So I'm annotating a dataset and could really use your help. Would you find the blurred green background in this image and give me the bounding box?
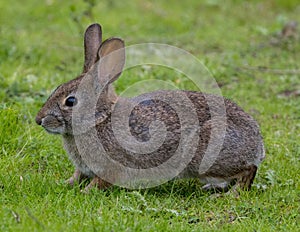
[0,0,299,231]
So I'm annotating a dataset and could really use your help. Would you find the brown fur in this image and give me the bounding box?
[36,23,265,193]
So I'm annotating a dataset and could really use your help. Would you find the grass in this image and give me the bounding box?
[0,0,299,231]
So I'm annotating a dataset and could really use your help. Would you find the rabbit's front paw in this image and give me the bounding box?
[67,169,89,186]
[81,176,112,193]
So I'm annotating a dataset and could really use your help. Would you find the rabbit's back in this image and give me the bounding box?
[96,90,264,179]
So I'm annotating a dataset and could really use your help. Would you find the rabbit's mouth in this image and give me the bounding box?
[40,115,66,134]
[44,127,63,134]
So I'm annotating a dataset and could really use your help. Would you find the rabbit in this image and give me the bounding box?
[35,23,265,193]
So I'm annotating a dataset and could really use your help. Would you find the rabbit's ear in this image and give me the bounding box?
[83,23,102,73]
[97,38,125,85]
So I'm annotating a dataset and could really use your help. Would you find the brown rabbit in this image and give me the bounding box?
[36,23,265,193]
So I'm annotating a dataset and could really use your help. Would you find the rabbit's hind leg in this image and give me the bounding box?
[233,164,258,191]
[200,165,257,195]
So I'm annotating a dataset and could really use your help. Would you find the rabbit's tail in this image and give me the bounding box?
[256,142,266,166]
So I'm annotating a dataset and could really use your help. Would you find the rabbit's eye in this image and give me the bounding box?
[65,96,78,107]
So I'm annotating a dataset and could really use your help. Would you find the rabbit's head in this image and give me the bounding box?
[35,23,125,135]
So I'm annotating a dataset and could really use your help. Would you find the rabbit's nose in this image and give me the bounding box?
[35,115,42,125]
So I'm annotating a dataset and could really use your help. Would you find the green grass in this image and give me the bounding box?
[1,0,299,231]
